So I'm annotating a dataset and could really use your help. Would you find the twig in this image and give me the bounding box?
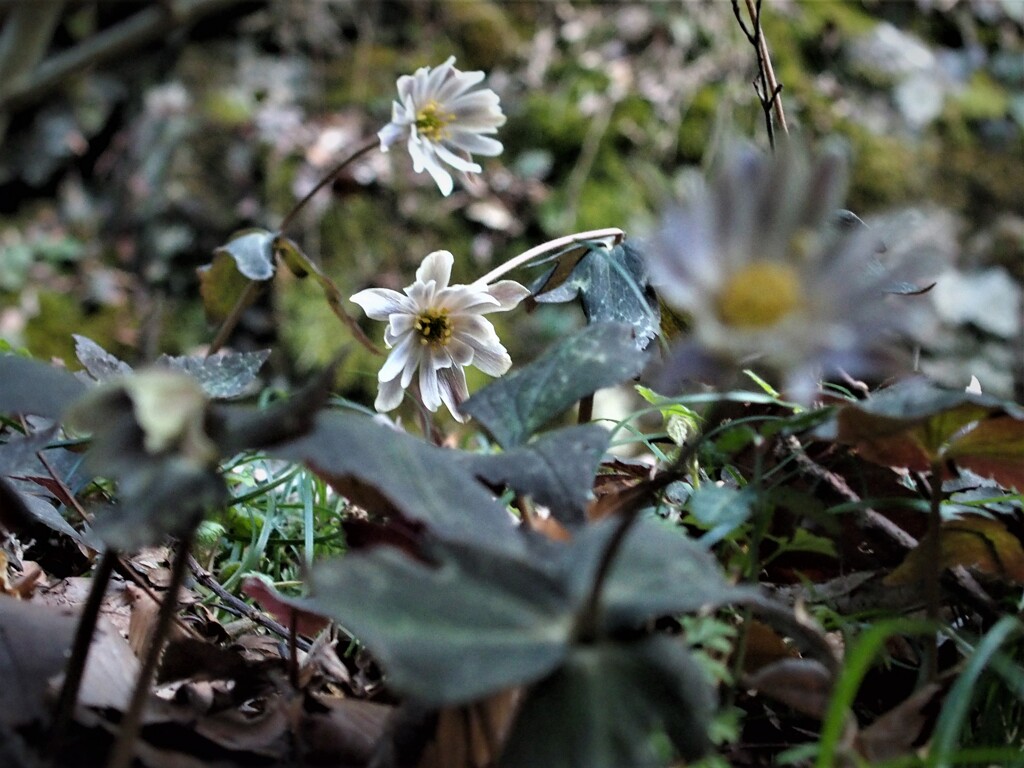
[187,555,312,652]
[107,531,195,768]
[731,0,789,149]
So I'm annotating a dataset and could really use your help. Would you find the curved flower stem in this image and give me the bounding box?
[49,548,118,760]
[278,134,380,235]
[108,529,196,768]
[472,228,625,287]
[205,279,261,357]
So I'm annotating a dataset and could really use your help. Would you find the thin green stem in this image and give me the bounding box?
[206,279,261,357]
[278,135,379,235]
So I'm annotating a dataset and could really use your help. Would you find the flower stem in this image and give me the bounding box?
[49,548,118,760]
[107,529,195,768]
[924,459,945,683]
[473,228,625,287]
[278,134,380,235]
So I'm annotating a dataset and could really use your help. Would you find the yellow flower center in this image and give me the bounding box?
[415,309,452,346]
[716,261,802,329]
[414,101,454,142]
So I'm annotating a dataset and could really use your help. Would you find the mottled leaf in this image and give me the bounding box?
[499,637,714,768]
[155,349,270,399]
[532,241,660,350]
[455,424,609,524]
[463,323,648,448]
[73,334,132,381]
[214,228,276,281]
[0,354,87,419]
[272,412,524,552]
[593,517,759,630]
[305,538,576,705]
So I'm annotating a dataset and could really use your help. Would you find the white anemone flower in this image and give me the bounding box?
[378,56,506,196]
[351,250,529,421]
[647,142,953,402]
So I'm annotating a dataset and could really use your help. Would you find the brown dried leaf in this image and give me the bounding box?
[885,515,1024,586]
[855,682,944,761]
[743,658,834,720]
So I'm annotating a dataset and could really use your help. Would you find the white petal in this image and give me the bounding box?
[438,366,469,422]
[375,376,405,413]
[447,131,503,157]
[350,288,413,320]
[435,69,486,103]
[433,142,482,174]
[378,334,416,383]
[389,312,415,337]
[416,250,454,289]
[399,342,425,388]
[469,340,512,376]
[447,337,474,366]
[437,285,499,313]
[418,365,442,411]
[484,280,530,311]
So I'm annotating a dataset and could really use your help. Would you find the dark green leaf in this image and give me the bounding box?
[594,516,758,630]
[532,241,660,350]
[273,412,524,552]
[305,538,576,704]
[155,349,270,399]
[0,354,87,419]
[73,334,132,381]
[463,323,648,448]
[499,637,714,768]
[455,424,609,524]
[90,460,226,549]
[213,229,276,281]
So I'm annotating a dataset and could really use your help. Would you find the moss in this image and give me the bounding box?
[440,1,519,70]
[954,71,1010,121]
[24,291,131,368]
[843,124,927,210]
[678,86,722,162]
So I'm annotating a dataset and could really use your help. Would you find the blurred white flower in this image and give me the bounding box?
[351,250,529,421]
[378,56,506,196]
[647,142,952,402]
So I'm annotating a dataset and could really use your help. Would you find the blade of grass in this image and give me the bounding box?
[929,616,1022,768]
[816,618,935,768]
